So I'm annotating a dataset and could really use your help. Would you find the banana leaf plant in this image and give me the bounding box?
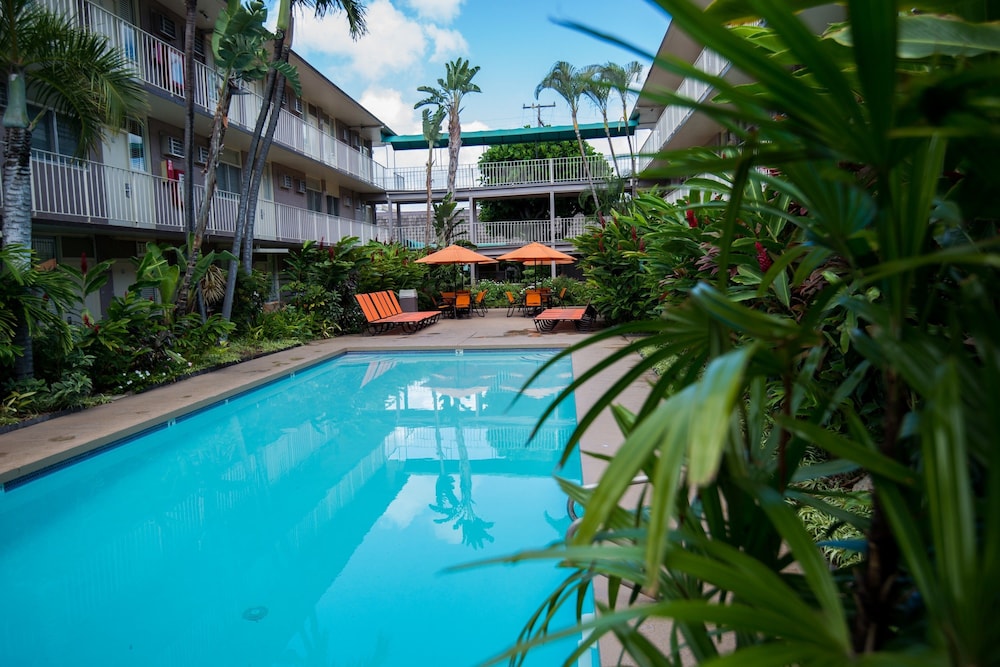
[491,1,1000,665]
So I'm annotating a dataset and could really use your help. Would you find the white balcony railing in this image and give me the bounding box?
[382,155,624,192]
[21,150,384,245]
[391,216,594,249]
[39,0,386,188]
[637,48,732,172]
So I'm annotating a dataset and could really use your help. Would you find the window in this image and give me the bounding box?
[216,162,242,195]
[29,105,80,158]
[306,189,323,213]
[157,14,177,40]
[32,237,57,262]
[128,132,146,171]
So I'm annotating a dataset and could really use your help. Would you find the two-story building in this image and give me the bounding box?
[4,0,394,314]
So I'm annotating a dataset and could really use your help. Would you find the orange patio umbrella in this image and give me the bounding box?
[496,242,575,265]
[415,243,497,291]
[496,242,575,287]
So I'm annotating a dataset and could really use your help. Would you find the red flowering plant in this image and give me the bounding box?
[572,201,660,324]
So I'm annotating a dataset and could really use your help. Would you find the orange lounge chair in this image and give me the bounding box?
[354,291,441,335]
[532,304,598,332]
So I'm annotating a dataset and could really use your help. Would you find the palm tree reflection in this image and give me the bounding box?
[429,390,495,549]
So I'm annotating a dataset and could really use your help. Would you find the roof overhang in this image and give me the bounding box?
[380,120,638,151]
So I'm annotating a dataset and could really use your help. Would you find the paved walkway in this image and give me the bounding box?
[0,306,668,663]
[1,307,654,487]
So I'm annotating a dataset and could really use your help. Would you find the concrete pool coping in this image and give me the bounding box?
[0,308,654,487]
[0,307,670,661]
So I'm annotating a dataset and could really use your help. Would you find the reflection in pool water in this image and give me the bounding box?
[0,349,595,666]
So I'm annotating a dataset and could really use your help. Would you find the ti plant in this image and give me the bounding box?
[502,1,1000,666]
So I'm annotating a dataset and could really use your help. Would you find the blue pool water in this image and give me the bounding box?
[0,349,594,667]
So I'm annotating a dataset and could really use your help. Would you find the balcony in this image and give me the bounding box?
[39,0,385,189]
[637,48,732,171]
[22,150,385,245]
[382,155,631,193]
[391,216,593,251]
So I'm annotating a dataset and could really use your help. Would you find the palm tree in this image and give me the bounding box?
[174,0,298,316]
[414,58,482,198]
[221,0,367,323]
[421,106,446,248]
[601,60,643,188]
[535,61,601,210]
[0,0,145,378]
[581,64,617,178]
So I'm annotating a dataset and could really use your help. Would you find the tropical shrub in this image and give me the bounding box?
[354,241,428,294]
[229,267,271,336]
[508,2,1000,666]
[282,237,364,333]
[573,206,659,323]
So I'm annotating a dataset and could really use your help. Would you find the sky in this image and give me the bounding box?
[285,0,672,166]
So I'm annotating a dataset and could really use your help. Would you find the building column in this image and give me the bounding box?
[549,190,557,279]
[469,195,477,285]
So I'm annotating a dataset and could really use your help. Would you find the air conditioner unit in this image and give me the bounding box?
[280,174,293,189]
[296,179,307,194]
[196,146,210,165]
[162,135,184,158]
[292,97,303,114]
[158,15,177,40]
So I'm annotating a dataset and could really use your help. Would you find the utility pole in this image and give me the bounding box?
[523,102,555,127]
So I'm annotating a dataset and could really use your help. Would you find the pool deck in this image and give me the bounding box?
[0,307,670,663]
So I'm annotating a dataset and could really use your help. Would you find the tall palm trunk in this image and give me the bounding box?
[241,72,286,270]
[446,111,460,196]
[2,125,34,379]
[221,36,286,321]
[602,113,620,179]
[571,115,600,210]
[1,126,32,250]
[175,84,233,315]
[425,147,434,247]
[182,0,197,235]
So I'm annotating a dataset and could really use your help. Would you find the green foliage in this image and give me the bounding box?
[354,242,428,294]
[429,194,464,247]
[477,137,604,221]
[245,307,317,342]
[281,236,365,333]
[0,244,76,372]
[130,242,180,321]
[171,314,236,361]
[212,0,300,95]
[573,204,659,323]
[77,291,172,392]
[508,2,1000,665]
[229,267,271,336]
[478,136,600,163]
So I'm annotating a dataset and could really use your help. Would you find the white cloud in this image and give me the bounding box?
[360,87,421,135]
[294,0,429,80]
[424,24,468,63]
[405,0,464,23]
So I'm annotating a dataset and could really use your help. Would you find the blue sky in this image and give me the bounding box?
[290,0,671,138]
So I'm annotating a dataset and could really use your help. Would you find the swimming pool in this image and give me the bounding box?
[0,349,595,666]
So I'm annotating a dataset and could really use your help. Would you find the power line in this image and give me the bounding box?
[522,102,556,127]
